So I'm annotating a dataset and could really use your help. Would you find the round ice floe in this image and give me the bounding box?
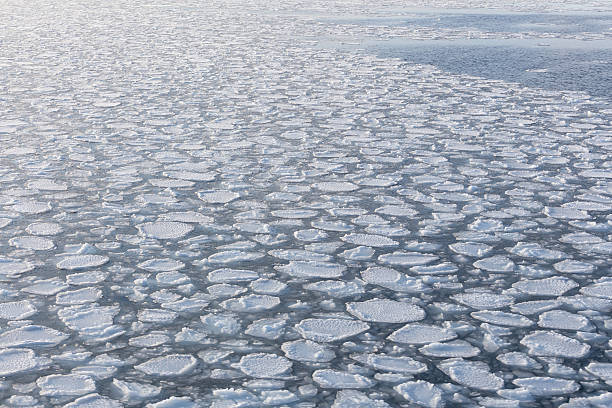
[129,333,170,348]
[208,268,258,283]
[470,311,533,327]
[156,271,190,286]
[357,354,428,374]
[37,374,96,396]
[28,179,67,191]
[340,246,375,260]
[21,279,68,295]
[451,292,514,310]
[521,331,590,358]
[312,369,374,389]
[388,324,457,345]
[341,233,398,247]
[237,353,292,378]
[581,281,612,299]
[0,300,37,320]
[374,205,418,217]
[304,280,365,298]
[294,229,328,241]
[250,279,287,295]
[295,318,369,342]
[346,299,425,323]
[221,294,280,312]
[65,394,122,408]
[0,348,42,376]
[276,261,346,278]
[496,352,541,369]
[0,258,34,276]
[314,181,358,192]
[138,309,178,323]
[585,362,612,381]
[200,313,241,335]
[537,310,594,331]
[135,354,197,376]
[553,259,595,274]
[360,267,425,293]
[0,218,10,229]
[0,325,68,348]
[138,258,185,272]
[207,284,248,298]
[160,211,213,224]
[56,287,102,305]
[11,201,51,214]
[271,209,318,219]
[197,190,239,203]
[419,340,481,358]
[138,221,193,239]
[268,249,331,262]
[449,242,492,257]
[281,340,335,362]
[208,250,264,264]
[509,242,567,260]
[57,255,109,270]
[66,271,107,285]
[438,359,503,391]
[473,256,515,272]
[378,252,438,266]
[543,206,590,220]
[394,381,443,408]
[245,318,286,340]
[333,390,390,408]
[9,236,55,250]
[513,276,578,296]
[513,377,579,396]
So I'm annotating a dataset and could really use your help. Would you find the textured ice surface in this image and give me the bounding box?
[1,0,611,405]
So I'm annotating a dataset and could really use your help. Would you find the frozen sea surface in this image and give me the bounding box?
[0,0,611,406]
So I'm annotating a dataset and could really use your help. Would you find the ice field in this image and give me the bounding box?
[0,0,611,406]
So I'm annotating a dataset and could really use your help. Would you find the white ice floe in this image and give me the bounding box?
[0,325,68,348]
[0,300,37,320]
[197,190,240,203]
[245,318,286,340]
[451,292,514,310]
[0,348,46,376]
[138,258,185,272]
[221,294,280,312]
[419,340,481,358]
[295,318,369,342]
[111,379,161,403]
[135,354,197,376]
[236,353,292,378]
[37,374,96,396]
[138,221,194,239]
[276,261,346,278]
[513,377,579,396]
[341,233,398,247]
[354,353,428,374]
[470,311,533,327]
[585,362,612,381]
[520,331,590,358]
[304,280,366,298]
[314,181,358,192]
[207,268,258,283]
[438,359,503,391]
[346,299,425,323]
[496,352,541,369]
[146,397,197,408]
[332,390,390,408]
[312,369,375,388]
[56,287,102,305]
[66,271,107,285]
[65,393,122,408]
[537,310,594,331]
[513,276,578,296]
[0,258,35,276]
[9,236,55,250]
[378,252,438,266]
[388,324,457,345]
[208,250,264,264]
[57,255,109,270]
[281,339,335,362]
[473,256,515,272]
[394,381,443,408]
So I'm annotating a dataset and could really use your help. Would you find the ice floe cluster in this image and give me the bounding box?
[0,0,610,406]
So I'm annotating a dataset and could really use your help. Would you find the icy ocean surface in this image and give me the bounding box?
[0,0,611,406]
